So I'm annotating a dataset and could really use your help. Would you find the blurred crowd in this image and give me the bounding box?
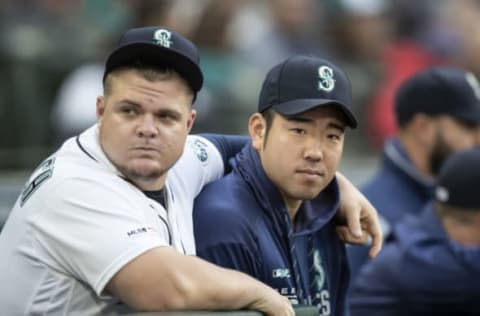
[1,0,480,169]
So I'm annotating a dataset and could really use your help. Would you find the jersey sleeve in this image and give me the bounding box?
[199,134,249,173]
[32,176,170,296]
[171,135,225,198]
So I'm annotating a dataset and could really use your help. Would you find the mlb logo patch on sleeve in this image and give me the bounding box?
[190,138,209,163]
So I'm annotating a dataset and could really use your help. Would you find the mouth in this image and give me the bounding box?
[131,146,159,152]
[296,169,325,178]
[130,146,160,156]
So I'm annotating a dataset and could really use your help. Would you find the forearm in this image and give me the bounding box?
[334,171,383,258]
[107,247,281,313]
[169,254,271,311]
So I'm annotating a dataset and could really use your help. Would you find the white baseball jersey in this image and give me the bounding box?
[0,125,224,315]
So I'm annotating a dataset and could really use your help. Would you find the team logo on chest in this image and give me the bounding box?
[313,249,326,290]
[312,249,331,315]
[318,66,335,92]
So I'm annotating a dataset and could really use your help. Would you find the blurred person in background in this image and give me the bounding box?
[365,0,453,149]
[0,0,92,164]
[350,147,480,315]
[237,0,327,72]
[188,0,255,134]
[445,0,480,77]
[50,63,104,144]
[322,0,392,153]
[348,66,480,281]
[0,0,131,167]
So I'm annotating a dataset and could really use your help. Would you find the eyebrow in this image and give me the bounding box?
[328,121,346,132]
[118,98,182,117]
[285,115,346,132]
[285,116,312,124]
[117,98,142,109]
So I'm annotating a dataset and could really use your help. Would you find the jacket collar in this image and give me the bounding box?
[75,124,126,178]
[384,138,434,188]
[232,143,339,235]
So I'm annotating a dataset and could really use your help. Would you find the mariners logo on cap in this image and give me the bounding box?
[436,186,449,203]
[153,29,172,48]
[465,72,480,100]
[318,65,335,92]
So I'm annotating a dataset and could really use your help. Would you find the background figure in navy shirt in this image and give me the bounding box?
[194,55,363,316]
[350,147,480,316]
[348,67,480,282]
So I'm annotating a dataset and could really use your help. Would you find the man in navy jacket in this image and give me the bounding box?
[194,55,359,315]
[348,67,480,279]
[350,147,480,316]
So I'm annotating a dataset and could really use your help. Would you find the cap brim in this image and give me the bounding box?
[272,99,358,128]
[105,43,203,92]
[454,110,480,126]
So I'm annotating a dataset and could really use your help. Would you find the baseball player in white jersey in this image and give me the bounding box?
[0,26,381,315]
[0,125,227,314]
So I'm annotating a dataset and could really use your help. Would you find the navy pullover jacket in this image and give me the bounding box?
[347,138,435,281]
[361,138,434,225]
[350,204,480,316]
[194,143,350,316]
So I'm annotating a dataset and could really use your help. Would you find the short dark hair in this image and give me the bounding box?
[103,60,194,103]
[260,109,276,147]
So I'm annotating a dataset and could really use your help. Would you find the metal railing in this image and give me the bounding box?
[125,306,318,316]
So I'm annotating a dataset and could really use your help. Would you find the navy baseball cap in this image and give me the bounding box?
[104,26,203,93]
[258,55,358,128]
[435,147,480,209]
[395,67,480,126]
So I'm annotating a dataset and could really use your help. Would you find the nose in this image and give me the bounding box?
[459,127,480,149]
[304,138,324,162]
[136,114,158,138]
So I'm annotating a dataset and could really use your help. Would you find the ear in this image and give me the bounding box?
[96,96,105,121]
[248,113,266,151]
[186,109,197,133]
[475,127,480,145]
[97,95,105,119]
